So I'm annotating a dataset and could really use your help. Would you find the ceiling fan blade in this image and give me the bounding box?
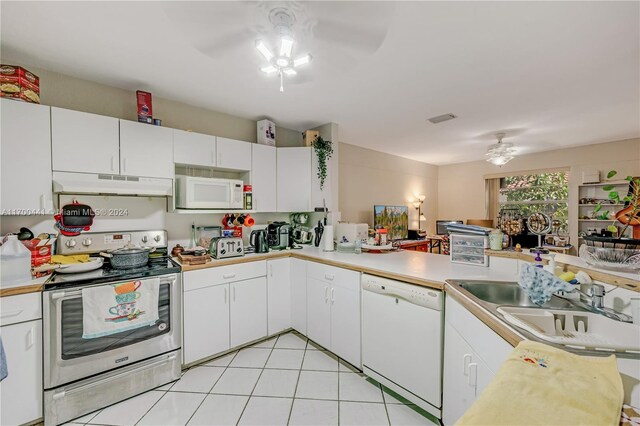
[312,18,389,53]
[194,28,258,58]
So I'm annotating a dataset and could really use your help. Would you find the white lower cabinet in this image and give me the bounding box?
[306,262,361,367]
[267,259,291,335]
[182,262,268,365]
[290,258,307,335]
[306,277,332,350]
[442,296,512,425]
[183,284,230,365]
[230,277,267,347]
[0,293,43,426]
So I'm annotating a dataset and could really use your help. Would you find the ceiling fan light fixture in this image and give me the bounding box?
[485,133,516,166]
[255,40,274,61]
[283,68,297,76]
[275,57,289,67]
[279,35,294,58]
[260,65,278,74]
[293,54,312,67]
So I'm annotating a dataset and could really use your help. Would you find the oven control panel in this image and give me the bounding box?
[58,230,168,255]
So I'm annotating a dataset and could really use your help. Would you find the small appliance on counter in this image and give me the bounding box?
[209,237,244,259]
[335,222,369,244]
[249,229,269,253]
[267,222,291,250]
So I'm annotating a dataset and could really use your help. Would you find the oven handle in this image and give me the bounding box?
[49,276,178,300]
[51,353,178,400]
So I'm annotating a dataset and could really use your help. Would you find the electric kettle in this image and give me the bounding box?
[250,229,269,253]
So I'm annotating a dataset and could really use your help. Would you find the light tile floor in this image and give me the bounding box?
[64,331,439,426]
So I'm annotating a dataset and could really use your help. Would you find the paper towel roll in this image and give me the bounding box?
[323,225,334,252]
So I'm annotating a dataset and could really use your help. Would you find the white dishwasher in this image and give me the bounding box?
[362,274,443,418]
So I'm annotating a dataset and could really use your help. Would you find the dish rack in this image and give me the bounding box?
[449,233,489,266]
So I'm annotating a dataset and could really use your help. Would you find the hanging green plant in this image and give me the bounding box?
[312,136,333,190]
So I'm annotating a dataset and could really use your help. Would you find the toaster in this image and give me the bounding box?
[209,237,244,259]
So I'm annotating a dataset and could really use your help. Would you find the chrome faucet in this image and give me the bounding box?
[564,283,633,323]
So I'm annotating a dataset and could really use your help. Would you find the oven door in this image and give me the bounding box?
[43,273,181,389]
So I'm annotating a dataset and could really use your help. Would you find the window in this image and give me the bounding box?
[498,171,569,233]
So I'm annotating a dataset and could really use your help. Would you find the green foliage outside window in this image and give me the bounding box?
[499,172,569,232]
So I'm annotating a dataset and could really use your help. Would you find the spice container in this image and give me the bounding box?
[244,185,253,210]
[379,228,388,245]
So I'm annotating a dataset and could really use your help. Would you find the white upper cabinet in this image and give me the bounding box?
[173,129,216,168]
[277,147,312,212]
[251,144,277,212]
[51,107,120,174]
[216,137,252,171]
[1,100,52,214]
[119,120,174,179]
[311,148,333,212]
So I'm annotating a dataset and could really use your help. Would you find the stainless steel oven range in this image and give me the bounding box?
[43,230,182,426]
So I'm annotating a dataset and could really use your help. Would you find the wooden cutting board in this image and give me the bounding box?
[177,253,211,265]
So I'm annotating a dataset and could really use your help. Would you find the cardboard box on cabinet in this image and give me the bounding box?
[257,119,276,146]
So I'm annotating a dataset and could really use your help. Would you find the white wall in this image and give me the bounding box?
[338,142,439,234]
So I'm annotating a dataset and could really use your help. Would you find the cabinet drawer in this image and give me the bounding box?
[0,292,42,326]
[183,261,267,291]
[306,261,360,291]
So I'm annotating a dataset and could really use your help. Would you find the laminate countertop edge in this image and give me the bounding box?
[0,283,44,297]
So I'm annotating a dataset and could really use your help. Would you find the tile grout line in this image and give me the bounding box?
[235,333,281,425]
[286,336,309,425]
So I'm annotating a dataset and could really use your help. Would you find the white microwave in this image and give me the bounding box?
[175,176,244,209]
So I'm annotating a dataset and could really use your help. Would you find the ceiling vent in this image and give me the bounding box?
[427,113,457,124]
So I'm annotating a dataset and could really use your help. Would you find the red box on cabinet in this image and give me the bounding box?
[0,65,40,103]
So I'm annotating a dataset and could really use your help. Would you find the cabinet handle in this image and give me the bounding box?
[324,273,335,281]
[223,273,236,279]
[211,151,215,166]
[122,157,127,173]
[224,287,228,304]
[330,288,335,304]
[324,286,329,303]
[268,264,273,278]
[218,152,222,165]
[26,326,34,349]
[233,286,236,302]
[110,156,116,172]
[0,309,23,319]
[468,363,478,388]
[463,354,472,376]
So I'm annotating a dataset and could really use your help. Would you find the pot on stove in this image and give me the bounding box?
[100,244,156,269]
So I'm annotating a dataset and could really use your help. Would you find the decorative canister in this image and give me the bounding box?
[489,229,504,251]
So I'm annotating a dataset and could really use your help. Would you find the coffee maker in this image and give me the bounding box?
[267,222,290,249]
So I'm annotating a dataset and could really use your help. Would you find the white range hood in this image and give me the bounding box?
[52,171,173,196]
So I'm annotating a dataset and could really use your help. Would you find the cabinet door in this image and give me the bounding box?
[267,259,291,335]
[119,120,174,178]
[1,100,52,214]
[174,129,216,167]
[51,107,120,174]
[442,322,477,426]
[183,284,230,364]
[216,137,252,171]
[311,148,333,212]
[277,147,311,212]
[0,320,43,426]
[251,144,277,212]
[290,258,307,335]
[330,284,361,367]
[306,277,331,350]
[230,277,267,347]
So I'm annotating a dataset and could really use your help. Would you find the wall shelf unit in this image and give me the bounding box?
[577,181,632,240]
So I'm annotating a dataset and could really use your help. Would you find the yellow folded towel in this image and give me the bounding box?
[457,340,623,426]
[51,254,91,264]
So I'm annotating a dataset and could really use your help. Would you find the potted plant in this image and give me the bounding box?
[312,136,333,190]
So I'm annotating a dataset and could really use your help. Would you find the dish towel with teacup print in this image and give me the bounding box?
[457,340,623,426]
[82,278,160,339]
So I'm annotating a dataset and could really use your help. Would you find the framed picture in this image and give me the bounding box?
[374,205,409,240]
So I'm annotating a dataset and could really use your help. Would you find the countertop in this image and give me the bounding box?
[180,246,521,290]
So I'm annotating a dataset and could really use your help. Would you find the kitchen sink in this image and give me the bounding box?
[457,280,575,309]
[497,306,640,353]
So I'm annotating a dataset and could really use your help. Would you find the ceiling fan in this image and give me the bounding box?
[255,7,312,92]
[162,1,394,89]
